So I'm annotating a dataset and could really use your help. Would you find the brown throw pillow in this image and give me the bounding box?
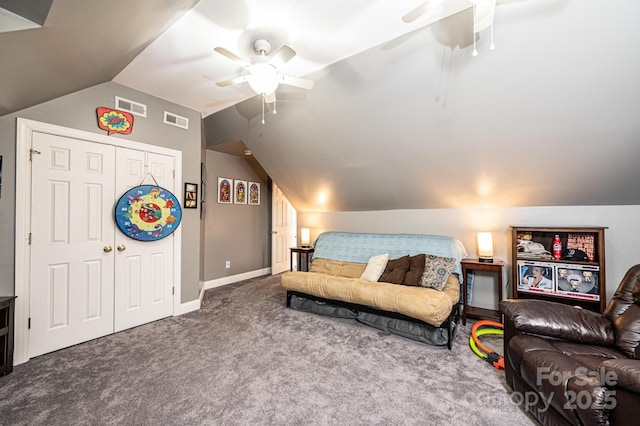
[378,255,410,284]
[402,254,426,286]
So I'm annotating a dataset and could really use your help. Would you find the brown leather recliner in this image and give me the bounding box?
[500,264,640,426]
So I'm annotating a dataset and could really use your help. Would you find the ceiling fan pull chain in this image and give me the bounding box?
[273,95,277,115]
[472,3,478,57]
[261,94,266,125]
[490,0,496,51]
[490,23,495,51]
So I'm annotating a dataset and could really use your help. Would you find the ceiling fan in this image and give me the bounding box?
[402,0,498,56]
[214,38,314,103]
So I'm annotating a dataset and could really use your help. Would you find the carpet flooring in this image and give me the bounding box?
[0,274,535,425]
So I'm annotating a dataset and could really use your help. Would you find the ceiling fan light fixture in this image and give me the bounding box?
[248,62,279,95]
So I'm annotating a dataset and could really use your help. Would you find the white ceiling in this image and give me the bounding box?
[114,0,477,118]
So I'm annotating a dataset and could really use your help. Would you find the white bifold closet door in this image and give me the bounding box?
[29,132,175,358]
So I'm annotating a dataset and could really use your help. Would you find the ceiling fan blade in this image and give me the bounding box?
[280,75,314,90]
[268,45,296,68]
[264,92,276,104]
[216,75,250,87]
[214,47,250,65]
[402,1,430,23]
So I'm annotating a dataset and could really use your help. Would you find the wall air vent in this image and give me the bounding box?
[163,111,189,130]
[115,96,147,117]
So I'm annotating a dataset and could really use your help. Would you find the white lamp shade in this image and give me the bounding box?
[477,232,494,259]
[300,228,311,246]
[248,63,279,95]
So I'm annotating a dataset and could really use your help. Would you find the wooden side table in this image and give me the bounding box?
[461,259,504,325]
[0,296,17,376]
[290,247,314,272]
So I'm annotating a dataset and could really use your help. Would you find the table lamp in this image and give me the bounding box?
[477,232,494,263]
[300,228,311,247]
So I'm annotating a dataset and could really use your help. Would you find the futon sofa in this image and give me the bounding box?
[280,231,468,349]
[500,264,640,426]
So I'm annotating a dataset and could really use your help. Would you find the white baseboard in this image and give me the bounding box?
[175,298,201,315]
[179,269,271,316]
[203,267,272,291]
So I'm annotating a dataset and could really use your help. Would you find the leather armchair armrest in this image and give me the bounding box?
[500,299,614,346]
[602,359,640,395]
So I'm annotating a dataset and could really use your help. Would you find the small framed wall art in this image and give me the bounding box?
[200,163,206,219]
[217,177,232,204]
[248,181,260,205]
[184,183,198,208]
[234,180,247,204]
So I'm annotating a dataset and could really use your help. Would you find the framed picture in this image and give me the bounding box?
[248,181,260,205]
[217,177,232,204]
[184,182,198,208]
[555,263,600,301]
[200,163,206,219]
[517,260,555,295]
[234,180,247,204]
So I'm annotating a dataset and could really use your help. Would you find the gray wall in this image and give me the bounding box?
[204,150,270,281]
[0,82,203,302]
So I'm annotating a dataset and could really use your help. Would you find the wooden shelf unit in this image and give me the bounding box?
[510,226,606,313]
[0,296,17,376]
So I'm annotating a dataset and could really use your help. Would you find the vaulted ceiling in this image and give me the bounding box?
[2,1,640,212]
[204,0,640,211]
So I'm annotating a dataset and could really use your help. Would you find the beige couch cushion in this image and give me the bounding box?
[281,271,460,327]
[309,258,367,278]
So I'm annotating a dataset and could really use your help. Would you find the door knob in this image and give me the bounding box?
[103,245,113,253]
[117,244,126,252]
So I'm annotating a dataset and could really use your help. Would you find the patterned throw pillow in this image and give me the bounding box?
[420,254,456,291]
[378,255,410,284]
[360,253,389,282]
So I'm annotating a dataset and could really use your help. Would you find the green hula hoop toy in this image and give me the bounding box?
[469,320,505,370]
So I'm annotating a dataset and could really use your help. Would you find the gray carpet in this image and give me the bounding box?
[0,274,535,425]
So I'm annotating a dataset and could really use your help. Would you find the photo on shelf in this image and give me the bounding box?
[555,263,600,301]
[566,233,595,262]
[517,260,555,294]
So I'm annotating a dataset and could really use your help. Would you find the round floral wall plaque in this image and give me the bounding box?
[114,185,182,241]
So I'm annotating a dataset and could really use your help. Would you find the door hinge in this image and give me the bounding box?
[29,148,41,161]
[28,317,31,329]
[173,169,175,178]
[28,233,32,245]
[172,286,175,295]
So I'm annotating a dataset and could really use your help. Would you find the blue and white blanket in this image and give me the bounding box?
[312,231,468,278]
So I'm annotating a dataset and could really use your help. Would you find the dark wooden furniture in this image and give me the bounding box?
[0,296,17,376]
[510,226,607,313]
[462,258,504,325]
[289,247,314,272]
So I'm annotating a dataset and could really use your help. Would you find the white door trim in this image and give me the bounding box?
[14,118,184,365]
